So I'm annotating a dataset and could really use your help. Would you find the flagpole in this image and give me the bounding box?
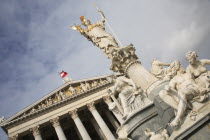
[94,4,123,47]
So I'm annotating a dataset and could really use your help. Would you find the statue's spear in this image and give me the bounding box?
[94,4,123,47]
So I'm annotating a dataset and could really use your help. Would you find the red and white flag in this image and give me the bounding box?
[59,71,68,78]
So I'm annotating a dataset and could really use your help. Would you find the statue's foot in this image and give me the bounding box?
[169,119,180,127]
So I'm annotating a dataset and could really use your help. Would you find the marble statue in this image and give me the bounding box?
[144,128,169,140]
[69,85,76,94]
[186,51,210,78]
[80,83,88,91]
[85,82,91,89]
[108,76,144,119]
[0,116,5,123]
[71,10,119,58]
[30,107,36,113]
[38,105,42,109]
[59,91,66,100]
[159,62,210,127]
[150,59,181,80]
[99,79,105,85]
[91,81,98,87]
[47,98,53,106]
[41,102,46,108]
[117,125,132,140]
[56,93,62,101]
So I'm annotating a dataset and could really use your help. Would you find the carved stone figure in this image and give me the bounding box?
[0,116,5,123]
[150,59,170,78]
[150,59,181,80]
[85,82,91,89]
[56,93,62,101]
[116,125,132,140]
[59,91,66,100]
[38,105,42,109]
[108,76,144,119]
[80,83,88,91]
[30,107,36,113]
[69,85,76,94]
[144,128,169,140]
[71,11,119,58]
[47,98,53,106]
[41,102,46,108]
[91,81,98,87]
[186,51,210,78]
[99,79,106,85]
[159,63,210,127]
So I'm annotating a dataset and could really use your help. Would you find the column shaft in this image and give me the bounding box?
[105,111,120,130]
[50,117,67,140]
[54,126,67,140]
[34,135,42,140]
[69,109,91,140]
[90,118,107,140]
[87,102,115,140]
[74,117,91,140]
[126,61,158,90]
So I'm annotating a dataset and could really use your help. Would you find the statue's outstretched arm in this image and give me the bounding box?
[108,81,119,95]
[201,59,210,65]
[71,25,84,34]
[122,77,137,90]
[157,60,170,66]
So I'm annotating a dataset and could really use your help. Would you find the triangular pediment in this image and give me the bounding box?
[0,74,115,129]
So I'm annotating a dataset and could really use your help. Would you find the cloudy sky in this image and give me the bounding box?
[0,0,210,139]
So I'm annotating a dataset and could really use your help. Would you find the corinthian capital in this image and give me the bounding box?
[30,125,40,136]
[50,117,60,127]
[87,102,95,111]
[69,109,78,119]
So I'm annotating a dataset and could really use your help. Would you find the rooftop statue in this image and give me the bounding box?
[71,10,119,58]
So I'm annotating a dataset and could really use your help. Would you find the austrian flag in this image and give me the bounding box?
[59,71,68,78]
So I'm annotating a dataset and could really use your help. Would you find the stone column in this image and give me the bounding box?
[50,117,67,140]
[69,109,91,140]
[90,118,107,140]
[8,134,18,140]
[103,96,124,124]
[105,110,120,130]
[87,102,115,140]
[125,61,158,90]
[110,44,158,90]
[30,125,43,140]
